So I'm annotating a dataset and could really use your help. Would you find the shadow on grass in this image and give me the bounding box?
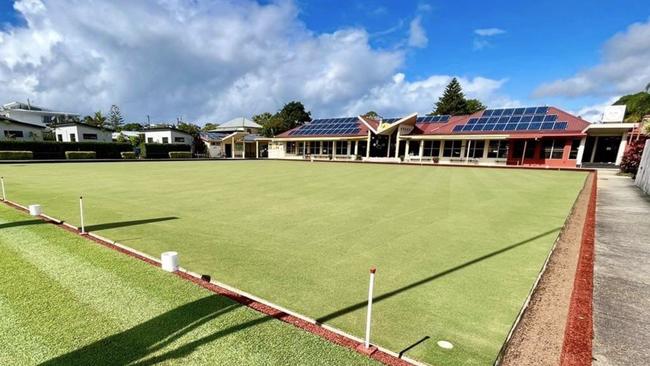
[0,219,46,230]
[85,217,178,232]
[40,295,273,366]
[317,227,562,324]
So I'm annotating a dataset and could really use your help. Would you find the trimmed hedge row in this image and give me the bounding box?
[168,151,193,159]
[0,150,33,160]
[142,143,191,159]
[121,151,137,159]
[65,151,96,159]
[0,141,132,159]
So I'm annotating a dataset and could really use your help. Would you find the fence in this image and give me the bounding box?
[635,140,650,195]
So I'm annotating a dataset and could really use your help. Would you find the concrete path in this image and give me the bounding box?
[593,169,650,365]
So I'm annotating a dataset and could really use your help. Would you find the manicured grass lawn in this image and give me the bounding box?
[0,161,587,365]
[0,204,377,365]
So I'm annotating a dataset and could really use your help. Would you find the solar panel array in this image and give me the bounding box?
[416,115,450,123]
[452,106,569,133]
[288,117,360,136]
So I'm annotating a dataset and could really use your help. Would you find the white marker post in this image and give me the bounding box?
[1,177,5,201]
[364,267,376,349]
[79,196,85,234]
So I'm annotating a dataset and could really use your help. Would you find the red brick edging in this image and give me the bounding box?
[560,171,597,365]
[0,199,411,366]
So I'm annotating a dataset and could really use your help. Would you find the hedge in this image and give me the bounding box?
[0,141,131,159]
[121,151,137,159]
[0,150,33,160]
[168,151,193,159]
[141,143,191,159]
[65,151,96,159]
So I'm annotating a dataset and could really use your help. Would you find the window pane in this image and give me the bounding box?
[569,139,580,159]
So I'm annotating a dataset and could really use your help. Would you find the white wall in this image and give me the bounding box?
[144,130,192,144]
[635,140,650,195]
[2,110,48,126]
[0,122,44,141]
[54,125,112,142]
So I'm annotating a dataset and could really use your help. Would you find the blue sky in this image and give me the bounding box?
[0,0,649,122]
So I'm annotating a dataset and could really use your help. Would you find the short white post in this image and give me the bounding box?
[28,204,42,216]
[161,251,179,272]
[1,177,5,201]
[364,267,376,349]
[79,196,85,234]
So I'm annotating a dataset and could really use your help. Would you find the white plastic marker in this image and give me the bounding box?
[79,196,85,234]
[364,267,376,349]
[437,340,454,349]
[1,176,5,201]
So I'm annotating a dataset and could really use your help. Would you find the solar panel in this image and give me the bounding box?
[453,125,463,132]
[524,107,537,115]
[544,114,557,122]
[535,106,549,114]
[502,108,515,116]
[483,110,493,117]
[532,115,544,122]
[541,122,554,130]
[553,122,568,130]
[514,108,525,115]
[521,115,533,123]
[529,122,542,130]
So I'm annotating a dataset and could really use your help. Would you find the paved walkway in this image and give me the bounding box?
[593,169,650,365]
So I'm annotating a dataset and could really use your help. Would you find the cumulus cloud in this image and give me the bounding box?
[570,96,620,123]
[343,74,518,117]
[408,16,428,48]
[0,0,512,122]
[534,18,650,98]
[474,28,506,37]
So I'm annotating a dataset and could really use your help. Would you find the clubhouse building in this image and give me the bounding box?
[269,106,639,168]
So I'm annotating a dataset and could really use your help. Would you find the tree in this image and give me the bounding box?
[83,111,107,129]
[276,101,311,132]
[645,82,650,93]
[108,105,124,131]
[434,78,468,115]
[363,111,380,119]
[122,122,144,131]
[466,99,487,114]
[202,123,219,131]
[176,122,201,136]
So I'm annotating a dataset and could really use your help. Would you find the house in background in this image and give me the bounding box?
[53,122,113,142]
[200,117,270,158]
[112,130,142,141]
[143,126,193,145]
[0,116,46,141]
[0,101,79,127]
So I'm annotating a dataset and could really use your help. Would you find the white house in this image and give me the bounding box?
[0,101,79,127]
[53,122,113,142]
[112,130,142,141]
[0,116,46,141]
[210,117,262,134]
[143,127,193,145]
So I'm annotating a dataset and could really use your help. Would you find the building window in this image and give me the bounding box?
[42,115,54,124]
[466,140,485,158]
[350,141,356,155]
[3,130,24,138]
[309,141,320,155]
[147,137,154,143]
[298,142,305,155]
[335,141,348,155]
[569,139,581,159]
[512,140,535,159]
[162,137,169,144]
[487,140,508,159]
[322,141,332,154]
[286,141,296,154]
[70,133,76,142]
[423,141,441,157]
[174,137,185,143]
[57,134,63,142]
[442,140,462,157]
[82,133,98,140]
[543,139,565,159]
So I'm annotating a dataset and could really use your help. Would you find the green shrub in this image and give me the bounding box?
[0,141,131,159]
[0,150,33,160]
[168,151,193,159]
[121,151,137,159]
[141,143,191,159]
[65,151,96,159]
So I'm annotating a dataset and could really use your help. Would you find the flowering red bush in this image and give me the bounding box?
[620,136,648,175]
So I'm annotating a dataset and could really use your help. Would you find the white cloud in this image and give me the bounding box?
[0,0,513,123]
[474,28,506,37]
[570,96,620,123]
[343,74,518,117]
[408,16,428,48]
[534,18,650,98]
